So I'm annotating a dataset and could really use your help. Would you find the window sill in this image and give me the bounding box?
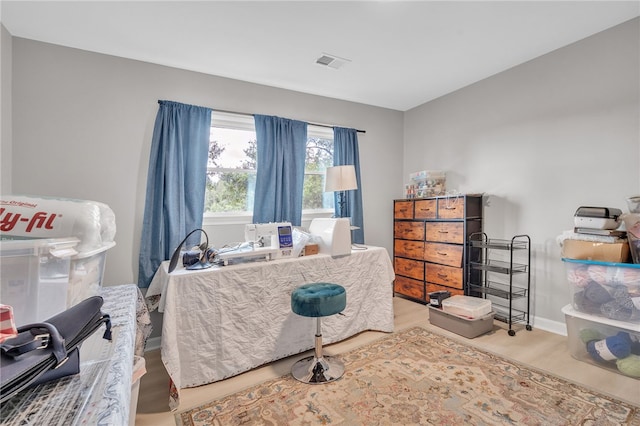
[203,209,334,226]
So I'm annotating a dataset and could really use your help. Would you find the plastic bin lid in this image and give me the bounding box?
[442,295,492,308]
[561,304,640,332]
[561,257,640,269]
[0,237,79,258]
[72,241,116,259]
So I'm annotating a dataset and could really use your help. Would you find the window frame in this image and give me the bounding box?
[203,112,335,226]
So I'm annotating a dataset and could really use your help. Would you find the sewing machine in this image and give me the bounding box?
[244,222,294,258]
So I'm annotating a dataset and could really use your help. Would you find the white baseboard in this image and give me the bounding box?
[532,315,567,336]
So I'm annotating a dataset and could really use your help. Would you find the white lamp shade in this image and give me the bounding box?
[325,165,358,192]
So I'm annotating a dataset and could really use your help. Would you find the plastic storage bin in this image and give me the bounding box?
[563,258,640,324]
[442,295,492,318]
[0,238,78,326]
[409,170,446,197]
[68,242,116,307]
[0,195,117,307]
[429,306,494,338]
[562,304,640,379]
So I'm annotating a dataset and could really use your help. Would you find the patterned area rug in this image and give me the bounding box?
[175,327,640,425]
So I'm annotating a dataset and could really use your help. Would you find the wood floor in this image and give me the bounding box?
[135,296,640,425]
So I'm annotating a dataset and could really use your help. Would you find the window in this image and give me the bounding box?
[204,112,334,219]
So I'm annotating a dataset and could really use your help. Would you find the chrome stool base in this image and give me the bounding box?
[291,355,344,384]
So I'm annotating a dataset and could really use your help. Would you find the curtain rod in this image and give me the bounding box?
[214,107,366,134]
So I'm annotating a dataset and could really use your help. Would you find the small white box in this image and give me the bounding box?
[0,238,78,326]
[442,295,492,319]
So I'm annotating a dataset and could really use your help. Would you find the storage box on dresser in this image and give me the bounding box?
[393,194,483,303]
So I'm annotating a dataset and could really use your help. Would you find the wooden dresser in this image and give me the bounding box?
[393,194,483,303]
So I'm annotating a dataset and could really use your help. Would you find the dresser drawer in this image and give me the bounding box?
[425,222,464,244]
[414,199,437,219]
[394,257,424,281]
[426,263,463,289]
[394,201,414,219]
[394,276,425,300]
[394,221,425,240]
[394,240,424,260]
[437,197,465,219]
[424,242,463,267]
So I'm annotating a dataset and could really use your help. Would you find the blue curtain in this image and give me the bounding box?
[333,127,365,244]
[138,100,212,288]
[253,115,307,226]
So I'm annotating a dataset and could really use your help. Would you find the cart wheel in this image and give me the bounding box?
[508,329,516,336]
[526,325,532,331]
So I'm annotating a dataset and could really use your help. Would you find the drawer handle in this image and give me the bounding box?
[437,273,449,279]
[419,208,432,211]
[438,230,448,234]
[437,251,448,256]
[443,207,456,210]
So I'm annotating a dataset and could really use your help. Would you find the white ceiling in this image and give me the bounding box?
[2,1,639,111]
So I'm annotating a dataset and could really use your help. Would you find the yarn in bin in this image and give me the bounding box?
[582,329,640,377]
[584,281,613,304]
[573,280,615,316]
[616,354,640,378]
[566,265,591,288]
[579,328,605,343]
[574,290,604,315]
[597,284,640,321]
[586,332,632,363]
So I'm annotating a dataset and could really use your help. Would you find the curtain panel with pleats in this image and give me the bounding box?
[138,100,212,288]
[252,114,308,226]
[333,127,365,244]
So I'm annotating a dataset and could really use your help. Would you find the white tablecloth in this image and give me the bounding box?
[146,246,395,410]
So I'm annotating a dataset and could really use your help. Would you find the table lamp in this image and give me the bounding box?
[325,165,357,218]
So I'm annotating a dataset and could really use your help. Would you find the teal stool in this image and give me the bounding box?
[290,283,346,384]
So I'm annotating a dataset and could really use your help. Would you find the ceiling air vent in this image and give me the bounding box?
[315,53,351,70]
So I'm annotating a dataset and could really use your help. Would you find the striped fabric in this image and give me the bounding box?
[0,305,18,343]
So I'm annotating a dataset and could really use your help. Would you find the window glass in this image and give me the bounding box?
[205,113,334,215]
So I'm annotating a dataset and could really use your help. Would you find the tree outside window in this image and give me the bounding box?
[205,118,334,215]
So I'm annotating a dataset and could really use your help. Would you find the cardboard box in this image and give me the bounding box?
[303,244,319,256]
[429,306,494,338]
[562,239,630,263]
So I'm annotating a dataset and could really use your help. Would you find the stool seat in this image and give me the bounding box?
[291,283,346,318]
[290,283,346,384]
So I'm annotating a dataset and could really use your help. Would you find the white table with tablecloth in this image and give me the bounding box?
[146,245,395,410]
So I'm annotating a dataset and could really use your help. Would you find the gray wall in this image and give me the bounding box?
[404,18,639,327]
[5,18,639,335]
[1,23,11,194]
[9,38,403,290]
